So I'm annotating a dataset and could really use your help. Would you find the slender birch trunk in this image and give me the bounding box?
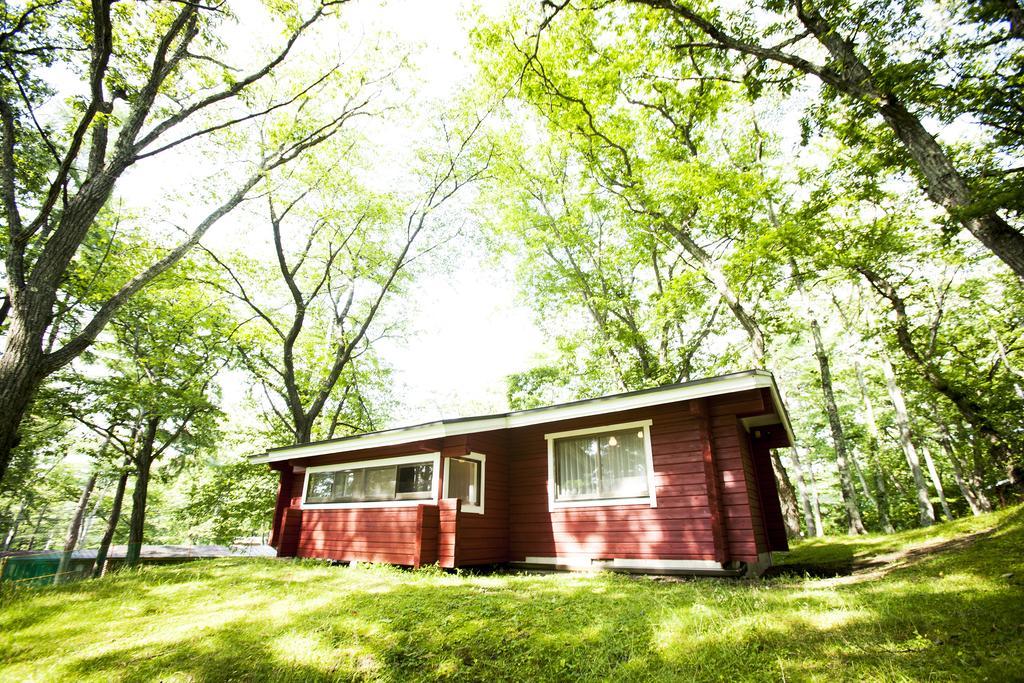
[873,467,896,532]
[850,450,877,508]
[3,497,30,550]
[787,449,814,537]
[56,471,98,583]
[771,451,803,538]
[921,444,953,520]
[93,458,131,578]
[809,317,865,533]
[881,358,935,526]
[854,362,895,532]
[939,423,989,515]
[792,446,824,536]
[791,261,865,534]
[79,482,106,548]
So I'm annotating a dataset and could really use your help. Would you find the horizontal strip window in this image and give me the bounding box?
[305,461,434,505]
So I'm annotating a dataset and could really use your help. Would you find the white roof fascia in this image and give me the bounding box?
[251,371,791,465]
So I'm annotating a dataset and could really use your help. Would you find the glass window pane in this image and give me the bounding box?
[306,460,436,504]
[447,458,479,505]
[397,463,433,496]
[555,436,599,500]
[598,428,648,498]
[307,472,335,503]
[554,427,649,501]
[334,469,363,501]
[364,466,396,500]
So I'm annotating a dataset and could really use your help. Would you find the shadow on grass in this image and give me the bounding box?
[3,506,1022,681]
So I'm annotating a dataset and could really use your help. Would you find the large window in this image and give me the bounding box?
[444,454,485,514]
[546,420,656,508]
[303,454,439,508]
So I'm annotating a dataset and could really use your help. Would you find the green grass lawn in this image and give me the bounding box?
[2,505,1023,682]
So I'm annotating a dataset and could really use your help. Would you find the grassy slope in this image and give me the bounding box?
[1,505,1022,683]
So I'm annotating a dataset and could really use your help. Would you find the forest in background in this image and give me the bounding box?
[0,0,1021,568]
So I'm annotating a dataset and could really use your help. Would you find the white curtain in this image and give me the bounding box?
[599,428,647,497]
[447,458,479,504]
[555,428,647,500]
[555,436,599,499]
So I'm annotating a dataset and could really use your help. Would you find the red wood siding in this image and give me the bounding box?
[269,465,293,549]
[273,447,444,566]
[695,399,728,563]
[712,414,768,560]
[437,498,460,568]
[296,506,421,564]
[507,391,769,564]
[267,386,785,569]
[750,437,789,551]
[415,505,440,567]
[456,430,509,566]
[277,508,303,558]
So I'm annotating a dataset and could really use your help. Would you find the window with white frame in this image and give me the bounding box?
[546,420,655,507]
[444,453,485,514]
[303,455,438,507]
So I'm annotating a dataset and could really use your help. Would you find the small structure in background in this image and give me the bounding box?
[0,543,275,586]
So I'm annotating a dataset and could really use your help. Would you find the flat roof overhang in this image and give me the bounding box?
[249,369,795,465]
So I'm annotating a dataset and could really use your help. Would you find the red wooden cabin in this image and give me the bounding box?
[253,370,794,576]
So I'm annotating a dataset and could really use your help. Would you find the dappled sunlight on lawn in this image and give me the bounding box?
[1,506,1022,681]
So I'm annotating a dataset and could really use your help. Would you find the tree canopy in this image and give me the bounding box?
[0,0,1021,558]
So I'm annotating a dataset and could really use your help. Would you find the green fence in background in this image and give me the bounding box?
[0,554,93,586]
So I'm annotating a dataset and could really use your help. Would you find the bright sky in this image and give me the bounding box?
[344,0,549,424]
[243,0,548,426]
[49,0,545,438]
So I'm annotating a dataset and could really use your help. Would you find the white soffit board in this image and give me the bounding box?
[251,371,794,464]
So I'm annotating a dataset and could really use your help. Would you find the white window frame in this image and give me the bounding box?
[301,452,441,510]
[545,419,656,510]
[443,452,486,514]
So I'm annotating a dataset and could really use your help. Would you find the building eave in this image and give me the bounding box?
[249,369,795,465]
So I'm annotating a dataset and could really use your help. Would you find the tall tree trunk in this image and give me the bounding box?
[0,321,47,484]
[56,470,98,583]
[786,449,814,537]
[667,229,804,530]
[854,362,895,532]
[791,260,864,533]
[771,451,802,538]
[939,423,989,515]
[881,358,936,526]
[850,450,877,509]
[666,226,767,362]
[3,496,31,550]
[294,416,313,446]
[791,446,824,537]
[873,467,895,533]
[921,444,953,520]
[861,269,1016,453]
[812,327,866,535]
[871,96,1024,278]
[125,417,159,568]
[79,481,106,548]
[93,458,131,578]
[26,505,49,550]
[656,221,810,539]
